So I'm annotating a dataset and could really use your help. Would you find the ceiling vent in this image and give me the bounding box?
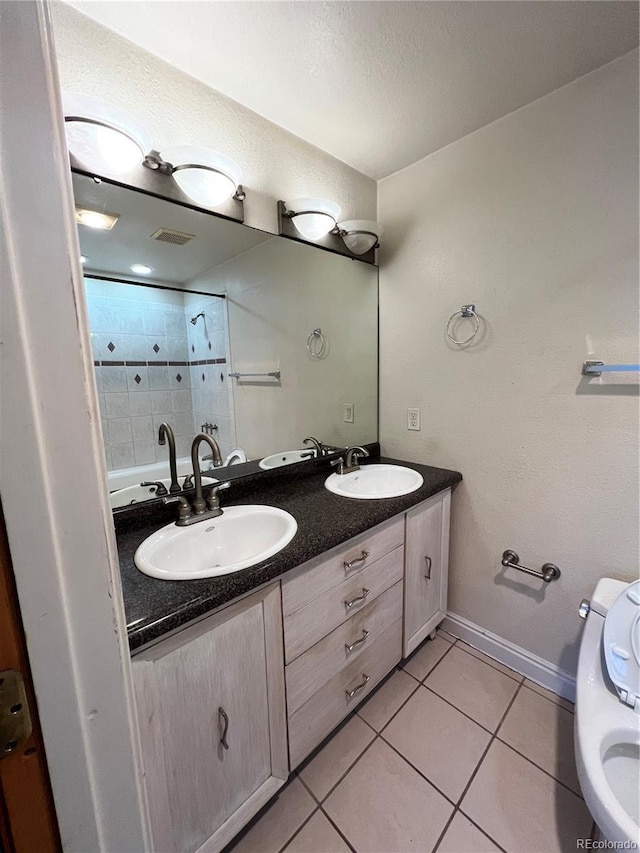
[150,227,195,246]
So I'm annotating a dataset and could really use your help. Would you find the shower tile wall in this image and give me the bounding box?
[86,279,196,470]
[185,293,236,463]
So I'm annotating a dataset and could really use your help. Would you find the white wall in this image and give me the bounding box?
[379,50,639,676]
[51,2,376,234]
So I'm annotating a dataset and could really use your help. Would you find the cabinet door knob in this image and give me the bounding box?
[345,673,370,699]
[344,588,370,610]
[344,550,370,571]
[424,555,432,580]
[345,629,370,653]
[218,706,229,750]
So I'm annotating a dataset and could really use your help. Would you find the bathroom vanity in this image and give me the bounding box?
[116,454,460,852]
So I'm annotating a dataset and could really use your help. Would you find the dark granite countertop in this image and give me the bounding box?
[116,453,462,652]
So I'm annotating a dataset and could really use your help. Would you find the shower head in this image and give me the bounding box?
[190,312,205,325]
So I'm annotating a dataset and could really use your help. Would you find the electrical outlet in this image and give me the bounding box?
[343,403,354,423]
[407,407,421,431]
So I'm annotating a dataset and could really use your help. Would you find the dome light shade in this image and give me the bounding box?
[339,220,382,255]
[63,93,151,175]
[161,145,242,208]
[286,198,341,241]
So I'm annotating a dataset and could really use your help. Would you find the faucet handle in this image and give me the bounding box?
[205,482,230,512]
[140,481,169,497]
[163,495,192,522]
[330,457,346,475]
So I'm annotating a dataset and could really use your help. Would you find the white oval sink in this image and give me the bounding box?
[325,464,423,500]
[259,449,316,470]
[134,505,297,580]
[110,476,218,509]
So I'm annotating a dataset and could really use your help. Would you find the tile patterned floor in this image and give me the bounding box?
[230,631,594,853]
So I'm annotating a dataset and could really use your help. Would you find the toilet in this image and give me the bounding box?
[575,578,640,845]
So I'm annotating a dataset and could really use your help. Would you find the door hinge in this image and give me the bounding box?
[0,669,32,759]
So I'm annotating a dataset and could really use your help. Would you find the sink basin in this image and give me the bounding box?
[110,476,217,509]
[259,449,316,470]
[134,505,297,580]
[325,464,423,500]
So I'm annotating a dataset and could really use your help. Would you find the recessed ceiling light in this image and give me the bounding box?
[130,264,153,275]
[75,207,119,230]
[80,255,88,265]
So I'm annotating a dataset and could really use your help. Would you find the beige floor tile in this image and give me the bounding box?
[437,813,501,853]
[325,739,453,853]
[457,641,523,681]
[524,679,574,712]
[498,685,581,794]
[231,778,316,853]
[356,668,418,731]
[299,714,376,800]
[283,812,350,853]
[384,686,491,801]
[403,634,452,682]
[461,740,592,853]
[425,645,519,731]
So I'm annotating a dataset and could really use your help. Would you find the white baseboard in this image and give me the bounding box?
[441,612,576,703]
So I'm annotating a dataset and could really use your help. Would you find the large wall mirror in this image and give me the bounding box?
[72,172,379,506]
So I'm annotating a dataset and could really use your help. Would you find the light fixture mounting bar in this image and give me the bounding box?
[277,201,376,266]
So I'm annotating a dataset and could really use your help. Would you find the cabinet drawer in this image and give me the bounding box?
[288,618,402,768]
[284,545,404,664]
[282,515,404,617]
[286,580,403,715]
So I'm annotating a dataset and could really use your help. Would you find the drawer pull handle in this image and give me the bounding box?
[424,555,432,580]
[344,588,370,610]
[344,550,370,571]
[218,706,229,750]
[345,629,370,653]
[346,674,370,699]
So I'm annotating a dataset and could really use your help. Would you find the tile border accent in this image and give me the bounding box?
[441,613,576,703]
[96,358,226,368]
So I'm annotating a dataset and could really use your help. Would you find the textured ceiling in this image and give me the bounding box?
[63,1,638,180]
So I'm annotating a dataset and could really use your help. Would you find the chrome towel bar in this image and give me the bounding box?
[501,550,561,583]
[228,370,281,380]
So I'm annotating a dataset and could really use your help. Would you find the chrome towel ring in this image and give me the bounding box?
[446,304,480,346]
[307,327,327,359]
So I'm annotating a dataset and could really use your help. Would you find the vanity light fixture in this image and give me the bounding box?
[280,198,341,241]
[75,207,120,230]
[144,145,245,208]
[130,263,154,276]
[63,93,152,175]
[338,220,382,255]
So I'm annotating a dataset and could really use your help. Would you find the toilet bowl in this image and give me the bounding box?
[575,578,640,846]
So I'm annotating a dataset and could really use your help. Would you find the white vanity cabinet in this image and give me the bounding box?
[131,583,288,853]
[403,488,451,656]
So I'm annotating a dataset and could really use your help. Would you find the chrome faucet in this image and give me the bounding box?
[158,423,181,494]
[331,446,370,475]
[164,433,229,526]
[303,436,324,457]
[191,433,223,514]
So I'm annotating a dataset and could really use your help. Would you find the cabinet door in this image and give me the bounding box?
[403,489,451,656]
[132,583,288,853]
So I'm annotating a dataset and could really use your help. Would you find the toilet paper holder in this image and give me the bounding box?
[501,550,561,583]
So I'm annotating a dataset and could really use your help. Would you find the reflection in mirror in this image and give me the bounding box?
[73,171,378,507]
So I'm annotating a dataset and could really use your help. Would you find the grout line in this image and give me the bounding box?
[309,733,381,805]
[360,669,421,735]
[319,806,357,852]
[455,640,524,683]
[401,633,457,684]
[296,773,322,806]
[457,808,510,853]
[430,809,457,853]
[420,683,496,736]
[521,681,574,713]
[275,802,320,853]
[454,680,525,809]
[378,733,458,808]
[494,735,584,800]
